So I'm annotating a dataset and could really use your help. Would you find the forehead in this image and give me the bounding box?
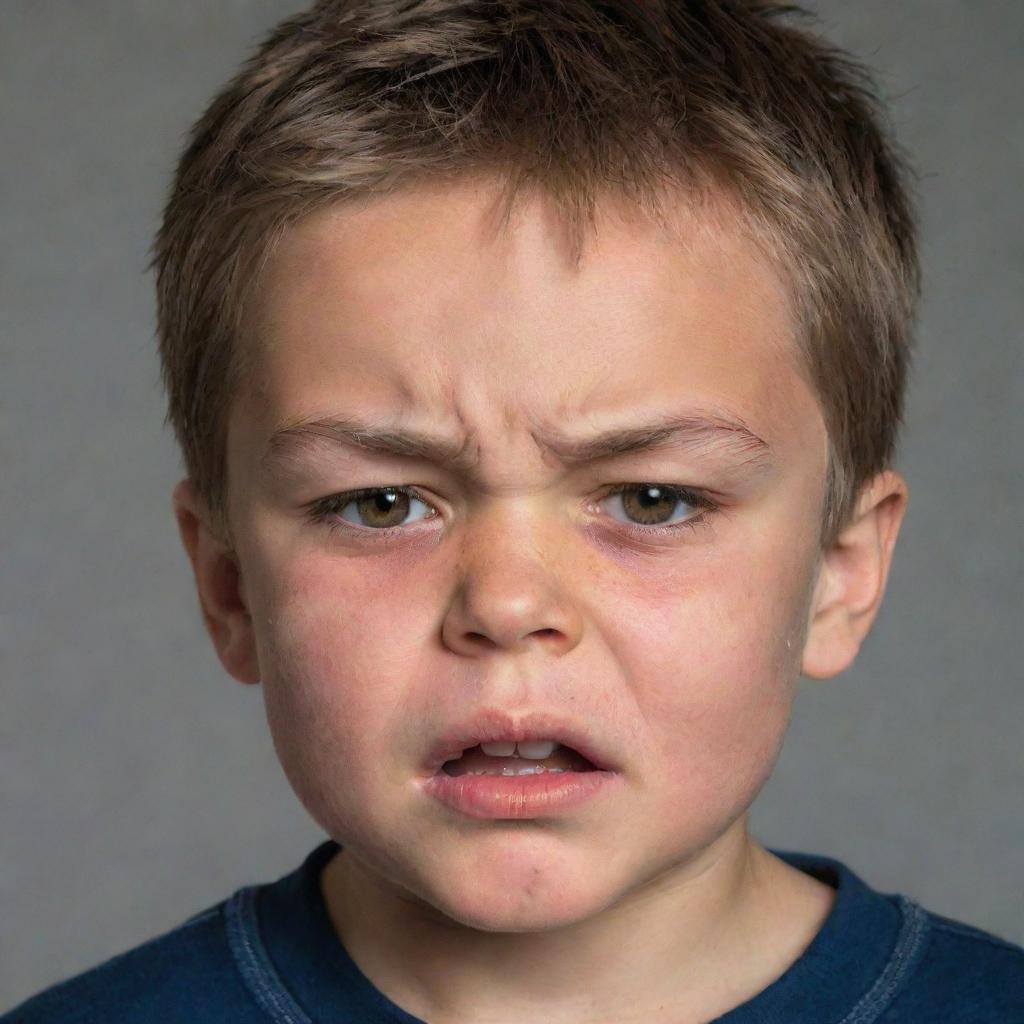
[233,176,823,478]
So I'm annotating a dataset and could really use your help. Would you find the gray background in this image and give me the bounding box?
[2,0,1022,1011]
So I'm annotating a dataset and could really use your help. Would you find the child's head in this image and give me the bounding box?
[159,0,917,932]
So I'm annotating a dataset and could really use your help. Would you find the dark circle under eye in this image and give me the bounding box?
[353,489,410,528]
[618,485,685,526]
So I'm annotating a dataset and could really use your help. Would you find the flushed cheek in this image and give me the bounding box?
[251,561,434,833]
[602,564,805,818]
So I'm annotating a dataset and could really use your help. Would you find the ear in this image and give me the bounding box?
[801,470,909,679]
[172,478,261,685]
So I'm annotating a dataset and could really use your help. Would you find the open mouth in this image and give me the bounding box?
[422,730,619,818]
[441,742,598,777]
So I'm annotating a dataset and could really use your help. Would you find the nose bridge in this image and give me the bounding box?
[442,496,584,656]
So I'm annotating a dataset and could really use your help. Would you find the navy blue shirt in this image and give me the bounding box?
[4,839,1022,1022]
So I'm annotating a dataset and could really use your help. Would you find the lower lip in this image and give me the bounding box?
[420,769,620,819]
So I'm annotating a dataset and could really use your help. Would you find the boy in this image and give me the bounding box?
[6,1,1022,1021]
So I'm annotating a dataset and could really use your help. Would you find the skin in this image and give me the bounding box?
[174,175,907,1023]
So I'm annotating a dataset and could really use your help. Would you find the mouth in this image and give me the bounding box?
[423,710,619,777]
[419,712,621,819]
[440,741,599,777]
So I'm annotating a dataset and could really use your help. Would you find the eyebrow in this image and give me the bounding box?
[261,410,774,477]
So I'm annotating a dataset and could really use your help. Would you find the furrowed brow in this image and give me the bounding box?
[261,411,774,476]
[262,416,481,473]
[536,414,774,471]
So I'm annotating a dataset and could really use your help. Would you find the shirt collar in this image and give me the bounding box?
[255,839,913,1024]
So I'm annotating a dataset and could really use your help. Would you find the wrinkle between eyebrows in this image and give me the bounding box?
[261,410,775,480]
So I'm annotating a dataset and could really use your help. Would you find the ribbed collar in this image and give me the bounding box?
[250,839,925,1024]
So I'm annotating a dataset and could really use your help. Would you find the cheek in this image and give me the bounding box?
[254,545,436,697]
[601,537,814,792]
[247,552,438,826]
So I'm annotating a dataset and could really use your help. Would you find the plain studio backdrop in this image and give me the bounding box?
[1,0,1022,1011]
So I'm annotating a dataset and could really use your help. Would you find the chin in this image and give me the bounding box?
[420,850,615,934]
[435,890,608,934]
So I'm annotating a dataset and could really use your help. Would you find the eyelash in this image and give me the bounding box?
[305,483,718,543]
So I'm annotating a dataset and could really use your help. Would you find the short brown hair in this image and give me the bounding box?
[152,0,920,546]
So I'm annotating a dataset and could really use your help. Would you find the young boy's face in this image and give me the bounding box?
[179,175,899,932]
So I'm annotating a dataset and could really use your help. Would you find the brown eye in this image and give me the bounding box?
[335,488,433,529]
[353,489,408,528]
[602,484,704,528]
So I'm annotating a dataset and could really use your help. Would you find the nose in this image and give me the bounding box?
[440,506,585,658]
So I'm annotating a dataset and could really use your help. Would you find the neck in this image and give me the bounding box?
[319,820,836,1024]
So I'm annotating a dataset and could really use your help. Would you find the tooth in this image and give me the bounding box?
[479,741,517,756]
[516,740,559,760]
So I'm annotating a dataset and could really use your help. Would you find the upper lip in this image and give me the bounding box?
[424,708,619,774]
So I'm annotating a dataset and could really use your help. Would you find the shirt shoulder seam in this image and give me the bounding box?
[224,885,314,1024]
[833,895,930,1024]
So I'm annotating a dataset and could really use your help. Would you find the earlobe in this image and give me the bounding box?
[172,479,261,685]
[801,470,908,680]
